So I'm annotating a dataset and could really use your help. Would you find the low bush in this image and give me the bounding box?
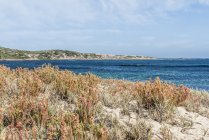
[0,65,206,139]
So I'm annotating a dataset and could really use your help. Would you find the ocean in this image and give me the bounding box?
[0,59,209,91]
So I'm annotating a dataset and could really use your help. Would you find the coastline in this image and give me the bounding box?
[0,57,154,61]
[1,58,209,91]
[0,46,154,61]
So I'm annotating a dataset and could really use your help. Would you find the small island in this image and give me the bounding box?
[0,46,153,60]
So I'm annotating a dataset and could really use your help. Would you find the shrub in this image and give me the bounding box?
[0,65,105,139]
[134,78,190,122]
[134,77,190,109]
[0,65,205,139]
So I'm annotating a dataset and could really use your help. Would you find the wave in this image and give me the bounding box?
[117,64,209,68]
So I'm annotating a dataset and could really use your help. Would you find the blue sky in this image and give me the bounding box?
[0,0,209,58]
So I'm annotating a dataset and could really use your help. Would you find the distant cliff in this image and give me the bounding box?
[0,46,153,60]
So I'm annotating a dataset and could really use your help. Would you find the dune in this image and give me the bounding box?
[0,65,209,139]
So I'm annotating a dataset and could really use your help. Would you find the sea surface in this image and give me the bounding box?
[0,59,209,91]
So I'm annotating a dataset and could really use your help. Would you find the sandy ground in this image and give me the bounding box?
[103,105,209,140]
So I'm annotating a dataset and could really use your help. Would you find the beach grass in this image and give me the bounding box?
[0,65,209,139]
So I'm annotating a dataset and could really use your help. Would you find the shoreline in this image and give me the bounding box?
[0,58,154,61]
[2,58,209,61]
[0,46,154,61]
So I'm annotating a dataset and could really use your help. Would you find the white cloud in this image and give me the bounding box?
[96,0,207,24]
[0,0,97,30]
[199,0,209,5]
[0,0,208,30]
[0,0,209,56]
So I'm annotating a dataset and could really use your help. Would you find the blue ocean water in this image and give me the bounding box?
[0,59,209,91]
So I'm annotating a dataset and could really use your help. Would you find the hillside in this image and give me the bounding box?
[0,46,152,60]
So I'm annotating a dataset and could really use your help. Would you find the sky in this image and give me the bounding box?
[0,0,209,58]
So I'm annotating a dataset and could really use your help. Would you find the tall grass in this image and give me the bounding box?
[134,78,190,122]
[0,65,106,139]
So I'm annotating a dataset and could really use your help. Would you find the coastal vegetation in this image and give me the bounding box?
[0,46,152,60]
[0,65,209,139]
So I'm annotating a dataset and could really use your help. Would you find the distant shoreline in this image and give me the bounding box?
[0,58,154,61]
[0,46,153,60]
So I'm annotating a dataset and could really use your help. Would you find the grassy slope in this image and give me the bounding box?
[0,46,152,60]
[0,47,29,59]
[0,46,83,60]
[0,65,209,139]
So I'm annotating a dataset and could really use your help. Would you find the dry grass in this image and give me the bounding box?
[124,121,152,140]
[183,90,209,110]
[102,78,190,122]
[0,65,208,139]
[134,78,190,108]
[0,65,106,139]
[159,126,173,140]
